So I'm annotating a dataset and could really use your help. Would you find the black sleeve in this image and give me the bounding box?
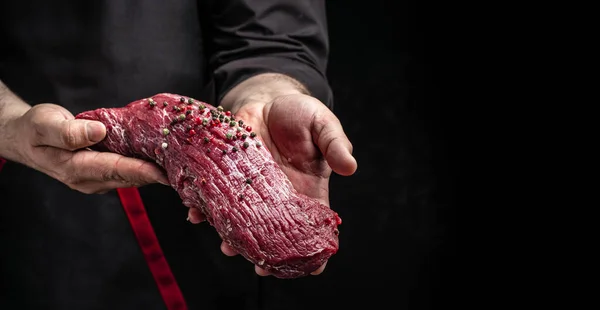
[199,0,333,108]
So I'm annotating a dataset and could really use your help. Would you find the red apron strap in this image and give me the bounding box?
[0,157,6,172]
[117,187,188,310]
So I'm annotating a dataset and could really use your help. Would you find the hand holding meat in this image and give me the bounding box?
[218,93,358,276]
[76,93,357,278]
[0,103,169,194]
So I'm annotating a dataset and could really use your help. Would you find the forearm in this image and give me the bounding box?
[221,73,310,112]
[203,0,333,108]
[0,81,31,159]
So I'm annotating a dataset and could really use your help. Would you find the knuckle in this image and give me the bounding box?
[57,172,73,185]
[123,161,152,185]
[99,168,116,182]
[136,163,158,182]
[110,157,129,183]
[79,186,107,195]
[90,164,121,184]
[77,187,97,195]
[61,121,80,149]
[314,115,329,132]
[54,149,74,165]
[30,116,42,131]
[30,116,47,141]
[59,168,83,187]
[64,180,103,195]
[121,178,145,188]
[62,175,80,187]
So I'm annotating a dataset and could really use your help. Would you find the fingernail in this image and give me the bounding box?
[86,122,106,142]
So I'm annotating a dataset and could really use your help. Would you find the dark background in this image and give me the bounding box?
[319,1,459,308]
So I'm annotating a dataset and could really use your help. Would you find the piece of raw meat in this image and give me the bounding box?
[75,93,341,279]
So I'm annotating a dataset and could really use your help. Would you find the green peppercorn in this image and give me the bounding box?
[242,134,247,139]
[180,97,185,103]
[187,98,193,104]
[226,133,233,140]
[162,128,170,136]
[250,132,257,138]
[232,147,238,152]
[243,142,249,148]
[203,137,209,143]
[229,121,236,127]
[163,101,168,107]
[245,179,252,184]
[178,114,186,121]
[217,106,224,112]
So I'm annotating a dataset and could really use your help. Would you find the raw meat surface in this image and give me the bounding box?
[75,93,341,278]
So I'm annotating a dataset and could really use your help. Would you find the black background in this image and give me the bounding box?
[319,1,459,308]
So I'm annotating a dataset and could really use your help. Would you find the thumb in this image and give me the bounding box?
[32,108,106,150]
[313,113,358,176]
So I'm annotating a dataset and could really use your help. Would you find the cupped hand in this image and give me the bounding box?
[5,104,168,194]
[188,93,357,276]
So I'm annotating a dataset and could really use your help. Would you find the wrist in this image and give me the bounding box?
[220,73,309,113]
[0,118,20,160]
[0,82,32,161]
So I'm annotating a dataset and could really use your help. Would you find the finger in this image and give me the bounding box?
[65,179,145,194]
[187,208,206,223]
[311,261,328,275]
[255,265,270,277]
[252,262,328,277]
[220,241,238,256]
[32,110,106,151]
[70,150,169,186]
[312,113,358,176]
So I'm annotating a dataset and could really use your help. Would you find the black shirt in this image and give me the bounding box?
[0,1,332,309]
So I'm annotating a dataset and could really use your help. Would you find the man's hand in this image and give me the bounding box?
[1,103,169,194]
[188,73,358,277]
[233,94,357,276]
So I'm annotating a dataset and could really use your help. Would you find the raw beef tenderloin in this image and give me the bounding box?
[75,93,341,279]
